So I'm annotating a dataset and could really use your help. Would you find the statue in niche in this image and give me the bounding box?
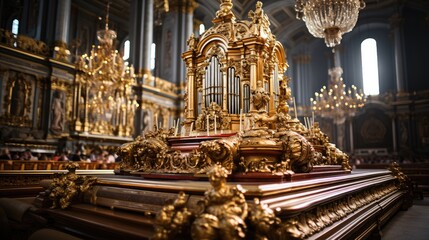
[51,90,65,134]
[10,76,26,116]
[142,110,151,134]
[187,33,197,50]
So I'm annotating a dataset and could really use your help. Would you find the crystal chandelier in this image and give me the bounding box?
[295,0,366,47]
[311,67,365,124]
[75,3,137,137]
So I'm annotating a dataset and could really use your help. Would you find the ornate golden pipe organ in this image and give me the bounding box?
[119,1,350,177]
[182,0,288,133]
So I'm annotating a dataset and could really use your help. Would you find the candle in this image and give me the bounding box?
[312,111,315,127]
[207,117,209,136]
[214,117,217,135]
[239,109,243,133]
[155,115,158,130]
[293,97,298,119]
[175,118,180,136]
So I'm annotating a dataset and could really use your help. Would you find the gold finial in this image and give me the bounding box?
[215,0,234,20]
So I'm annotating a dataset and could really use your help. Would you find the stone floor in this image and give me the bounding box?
[381,198,429,240]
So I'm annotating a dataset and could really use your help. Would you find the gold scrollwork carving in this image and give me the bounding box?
[45,162,97,209]
[153,165,280,240]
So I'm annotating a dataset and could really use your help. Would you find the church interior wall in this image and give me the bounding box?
[0,0,427,162]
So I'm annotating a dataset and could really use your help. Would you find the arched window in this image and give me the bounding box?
[12,19,19,35]
[199,23,205,35]
[150,43,156,70]
[122,40,130,61]
[361,38,379,95]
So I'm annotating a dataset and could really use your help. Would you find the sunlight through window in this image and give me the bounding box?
[361,38,379,95]
[199,23,205,35]
[150,43,156,70]
[122,40,130,61]
[12,19,19,35]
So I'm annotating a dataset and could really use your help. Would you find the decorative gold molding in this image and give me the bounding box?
[153,165,398,239]
[0,28,49,56]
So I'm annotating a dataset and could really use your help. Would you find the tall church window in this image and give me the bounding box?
[150,43,156,70]
[361,38,379,95]
[122,40,130,61]
[204,56,223,107]
[199,23,205,35]
[12,19,19,35]
[227,67,240,114]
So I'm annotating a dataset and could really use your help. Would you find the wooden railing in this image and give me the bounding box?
[356,163,429,199]
[0,160,119,171]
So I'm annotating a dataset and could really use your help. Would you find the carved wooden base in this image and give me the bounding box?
[25,168,412,240]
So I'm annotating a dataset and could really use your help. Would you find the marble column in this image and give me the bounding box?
[53,0,71,62]
[159,0,197,119]
[292,54,311,108]
[390,14,406,94]
[130,0,154,80]
[130,0,154,137]
[159,0,196,85]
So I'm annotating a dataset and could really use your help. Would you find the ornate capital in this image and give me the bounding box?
[170,0,198,13]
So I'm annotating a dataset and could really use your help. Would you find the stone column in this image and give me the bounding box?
[390,14,406,94]
[159,0,197,119]
[53,0,71,62]
[130,0,154,80]
[130,0,154,137]
[292,54,311,107]
[159,0,196,86]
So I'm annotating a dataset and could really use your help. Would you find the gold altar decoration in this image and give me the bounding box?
[74,4,137,137]
[153,164,401,239]
[153,165,281,240]
[311,67,365,124]
[295,0,366,47]
[0,28,49,56]
[44,162,97,209]
[118,1,352,177]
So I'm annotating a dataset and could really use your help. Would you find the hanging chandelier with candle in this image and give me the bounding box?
[295,0,366,47]
[74,3,137,137]
[311,67,365,124]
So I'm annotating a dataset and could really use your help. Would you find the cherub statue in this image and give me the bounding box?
[251,80,270,112]
[187,33,197,50]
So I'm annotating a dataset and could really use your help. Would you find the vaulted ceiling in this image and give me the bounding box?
[81,0,429,49]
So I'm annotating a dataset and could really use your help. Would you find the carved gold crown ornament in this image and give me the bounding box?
[311,67,366,124]
[118,1,352,178]
[74,3,138,137]
[295,0,366,47]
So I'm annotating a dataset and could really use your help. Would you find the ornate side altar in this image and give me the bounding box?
[11,2,412,240]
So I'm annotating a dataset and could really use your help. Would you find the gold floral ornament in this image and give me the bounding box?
[152,192,194,240]
[46,162,97,209]
[388,162,411,190]
[153,165,281,240]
